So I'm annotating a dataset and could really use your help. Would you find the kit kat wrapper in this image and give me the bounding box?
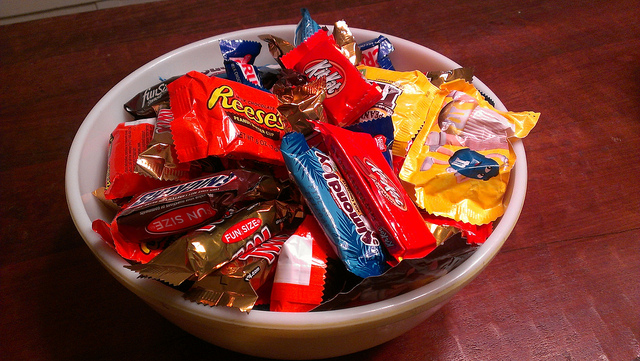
[126,200,304,286]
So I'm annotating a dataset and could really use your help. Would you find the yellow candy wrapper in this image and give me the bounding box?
[357,66,446,158]
[400,79,539,225]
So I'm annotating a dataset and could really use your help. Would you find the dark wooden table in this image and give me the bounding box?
[2,0,639,360]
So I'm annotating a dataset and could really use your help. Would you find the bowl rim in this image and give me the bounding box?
[65,24,527,330]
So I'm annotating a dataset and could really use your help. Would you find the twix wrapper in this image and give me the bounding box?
[184,233,291,313]
[126,200,304,286]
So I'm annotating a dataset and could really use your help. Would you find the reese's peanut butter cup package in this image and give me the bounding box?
[168,71,289,164]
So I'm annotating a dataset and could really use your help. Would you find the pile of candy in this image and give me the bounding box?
[92,9,539,313]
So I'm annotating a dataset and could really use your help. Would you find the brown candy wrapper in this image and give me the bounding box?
[92,187,121,212]
[426,67,475,88]
[184,233,290,313]
[258,34,295,68]
[124,76,179,119]
[425,221,460,247]
[272,75,327,135]
[135,108,197,181]
[332,20,362,66]
[126,200,304,286]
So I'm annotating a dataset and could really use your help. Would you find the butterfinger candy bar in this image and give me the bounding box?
[280,132,388,278]
[108,169,280,247]
[281,29,382,127]
[184,233,290,313]
[169,71,288,164]
[126,200,303,286]
[315,122,438,263]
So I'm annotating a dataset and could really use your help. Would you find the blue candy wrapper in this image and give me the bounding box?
[345,116,395,167]
[280,132,388,278]
[295,8,321,47]
[358,35,395,70]
[220,39,267,91]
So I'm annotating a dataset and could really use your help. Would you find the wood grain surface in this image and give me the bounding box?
[1,0,639,360]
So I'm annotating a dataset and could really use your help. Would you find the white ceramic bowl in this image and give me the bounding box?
[65,25,527,360]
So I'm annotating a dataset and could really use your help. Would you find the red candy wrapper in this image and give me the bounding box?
[92,215,171,263]
[315,122,438,263]
[168,71,288,164]
[422,212,493,245]
[281,29,382,127]
[270,215,337,312]
[103,119,173,200]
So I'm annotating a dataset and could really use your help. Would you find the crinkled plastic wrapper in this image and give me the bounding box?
[313,235,478,311]
[400,79,539,224]
[184,233,291,313]
[357,66,444,158]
